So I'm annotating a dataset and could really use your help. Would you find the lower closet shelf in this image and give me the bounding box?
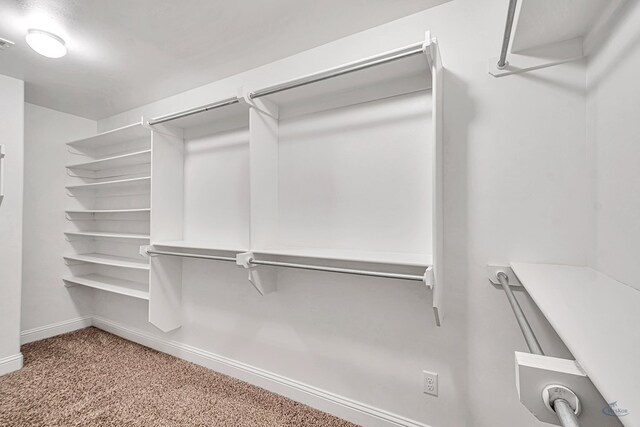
[64,253,149,270]
[63,274,149,300]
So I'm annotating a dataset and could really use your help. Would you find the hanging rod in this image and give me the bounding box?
[249,43,426,99]
[148,97,240,126]
[496,272,581,427]
[248,257,430,283]
[497,0,518,69]
[497,271,543,355]
[146,249,237,262]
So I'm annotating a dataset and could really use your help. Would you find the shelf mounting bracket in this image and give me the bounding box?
[236,252,277,296]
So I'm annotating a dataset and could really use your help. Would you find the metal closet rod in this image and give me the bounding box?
[496,272,543,355]
[147,43,426,125]
[496,272,581,427]
[146,249,429,282]
[148,97,240,126]
[248,258,428,282]
[497,0,518,69]
[249,44,426,99]
[146,249,236,262]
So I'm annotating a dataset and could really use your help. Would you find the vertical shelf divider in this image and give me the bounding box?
[149,123,185,332]
[242,95,280,294]
[428,34,444,326]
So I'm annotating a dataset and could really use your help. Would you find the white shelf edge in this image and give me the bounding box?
[249,40,429,98]
[67,121,146,147]
[66,149,151,170]
[65,176,151,190]
[63,274,149,300]
[66,208,151,214]
[65,231,150,241]
[152,240,248,253]
[64,253,150,270]
[251,247,432,268]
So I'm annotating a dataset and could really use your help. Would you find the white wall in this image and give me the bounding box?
[20,104,96,336]
[92,1,589,426]
[587,0,640,291]
[0,74,24,375]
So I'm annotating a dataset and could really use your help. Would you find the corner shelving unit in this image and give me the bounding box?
[144,32,444,331]
[64,118,152,306]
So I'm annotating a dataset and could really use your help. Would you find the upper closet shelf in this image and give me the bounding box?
[66,149,151,171]
[252,248,432,268]
[149,97,249,132]
[511,262,640,424]
[152,240,247,253]
[67,120,149,150]
[248,40,434,117]
[510,0,622,53]
[488,0,625,77]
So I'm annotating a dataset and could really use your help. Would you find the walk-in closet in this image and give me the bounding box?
[0,1,637,426]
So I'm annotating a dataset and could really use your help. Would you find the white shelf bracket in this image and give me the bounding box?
[63,279,78,288]
[140,115,153,130]
[236,252,277,296]
[140,245,151,258]
[423,266,434,290]
[241,88,279,119]
[515,352,618,427]
[422,30,436,67]
[487,264,522,287]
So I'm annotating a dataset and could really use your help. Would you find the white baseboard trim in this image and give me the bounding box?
[92,316,431,427]
[21,316,93,345]
[0,353,23,376]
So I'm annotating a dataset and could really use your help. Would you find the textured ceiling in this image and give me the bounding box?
[0,0,450,119]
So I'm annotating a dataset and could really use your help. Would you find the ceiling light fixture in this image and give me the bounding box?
[26,29,67,58]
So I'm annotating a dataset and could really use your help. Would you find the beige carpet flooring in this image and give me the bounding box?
[0,327,358,427]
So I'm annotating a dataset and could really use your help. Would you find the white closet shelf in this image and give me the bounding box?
[66,208,151,214]
[152,240,247,253]
[67,121,149,149]
[65,231,150,241]
[63,274,149,300]
[152,99,249,132]
[511,262,640,423]
[65,176,151,191]
[66,149,151,171]
[252,247,432,268]
[64,253,149,270]
[252,41,433,117]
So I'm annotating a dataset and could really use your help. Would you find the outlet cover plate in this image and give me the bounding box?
[423,370,438,396]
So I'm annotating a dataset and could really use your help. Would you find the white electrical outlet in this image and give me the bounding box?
[423,370,438,396]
